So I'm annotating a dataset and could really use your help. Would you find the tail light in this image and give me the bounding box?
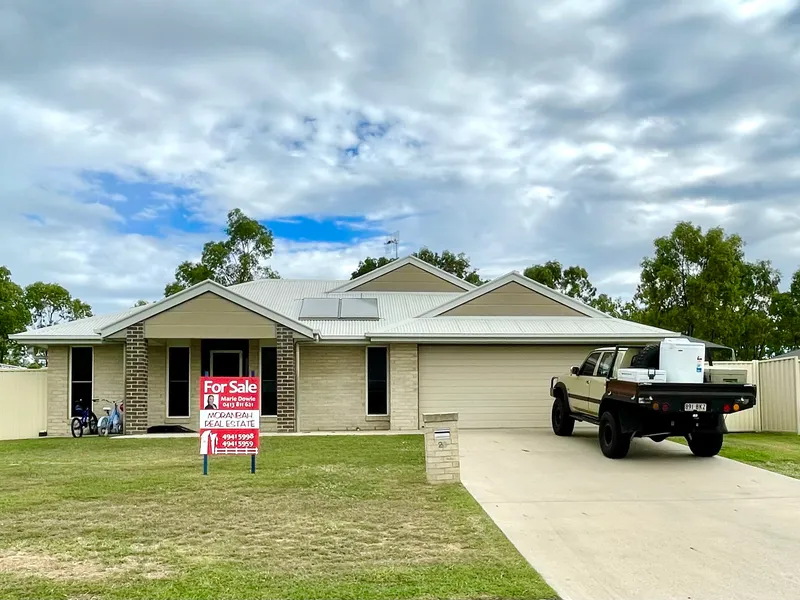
[723,404,731,413]
[661,402,670,412]
[733,403,740,412]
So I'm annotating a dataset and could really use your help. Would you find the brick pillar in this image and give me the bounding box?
[276,325,296,432]
[124,322,148,434]
[422,413,460,484]
[390,344,419,430]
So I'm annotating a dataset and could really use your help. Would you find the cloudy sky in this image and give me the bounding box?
[2,0,799,314]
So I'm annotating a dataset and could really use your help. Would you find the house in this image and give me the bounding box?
[10,256,677,436]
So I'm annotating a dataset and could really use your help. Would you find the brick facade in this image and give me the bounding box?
[45,346,70,436]
[297,345,390,431]
[389,344,419,430]
[276,324,296,432]
[124,323,148,434]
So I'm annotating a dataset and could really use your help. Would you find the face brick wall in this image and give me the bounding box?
[124,323,148,434]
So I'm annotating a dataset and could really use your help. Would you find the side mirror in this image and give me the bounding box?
[570,366,580,376]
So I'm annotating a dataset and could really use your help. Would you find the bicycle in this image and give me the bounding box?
[70,402,98,438]
[97,401,124,436]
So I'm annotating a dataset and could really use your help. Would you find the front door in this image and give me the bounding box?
[210,350,243,377]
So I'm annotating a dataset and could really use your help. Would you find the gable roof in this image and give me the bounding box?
[329,255,475,293]
[96,280,316,339]
[418,271,609,318]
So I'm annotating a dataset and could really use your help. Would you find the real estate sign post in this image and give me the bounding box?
[199,376,260,475]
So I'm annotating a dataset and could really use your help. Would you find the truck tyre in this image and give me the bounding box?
[551,396,575,436]
[687,432,723,457]
[629,344,660,369]
[599,410,631,459]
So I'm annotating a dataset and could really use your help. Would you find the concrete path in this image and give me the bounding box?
[460,429,800,600]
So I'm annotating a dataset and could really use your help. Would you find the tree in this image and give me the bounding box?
[0,266,30,364]
[24,282,93,329]
[349,248,485,284]
[165,208,279,296]
[633,221,780,359]
[133,300,149,307]
[772,268,800,354]
[351,256,395,279]
[523,260,597,304]
[412,248,484,285]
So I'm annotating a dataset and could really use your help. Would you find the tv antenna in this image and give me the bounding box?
[385,231,399,259]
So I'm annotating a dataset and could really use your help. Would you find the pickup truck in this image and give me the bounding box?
[549,345,757,459]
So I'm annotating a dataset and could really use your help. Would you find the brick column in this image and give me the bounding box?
[422,413,460,484]
[124,322,148,434]
[276,324,296,432]
[390,344,419,430]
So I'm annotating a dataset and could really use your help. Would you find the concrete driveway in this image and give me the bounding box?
[460,429,800,600]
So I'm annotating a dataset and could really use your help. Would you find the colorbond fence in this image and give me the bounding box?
[715,357,800,434]
[0,369,47,440]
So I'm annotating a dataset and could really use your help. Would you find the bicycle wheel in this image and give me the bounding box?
[97,416,109,437]
[70,417,84,438]
[88,412,99,435]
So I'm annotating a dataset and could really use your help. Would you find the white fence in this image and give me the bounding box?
[715,357,800,434]
[0,369,48,440]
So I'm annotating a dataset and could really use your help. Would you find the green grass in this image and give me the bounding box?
[674,433,800,479]
[716,433,800,479]
[0,435,555,600]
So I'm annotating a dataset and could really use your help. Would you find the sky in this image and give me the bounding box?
[1,0,800,315]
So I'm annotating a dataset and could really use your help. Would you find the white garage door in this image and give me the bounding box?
[418,345,595,429]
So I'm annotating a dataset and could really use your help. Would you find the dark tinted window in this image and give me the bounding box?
[70,347,93,417]
[579,352,601,377]
[261,347,277,416]
[367,347,388,415]
[168,347,190,417]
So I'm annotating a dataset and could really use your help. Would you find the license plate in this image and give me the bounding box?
[684,403,707,412]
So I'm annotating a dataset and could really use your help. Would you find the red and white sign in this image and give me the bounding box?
[199,377,260,456]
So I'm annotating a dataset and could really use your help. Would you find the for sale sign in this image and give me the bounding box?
[199,377,260,456]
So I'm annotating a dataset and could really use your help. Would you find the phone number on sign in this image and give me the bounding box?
[221,432,255,441]
[220,440,255,448]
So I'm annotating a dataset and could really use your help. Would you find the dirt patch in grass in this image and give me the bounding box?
[0,550,171,581]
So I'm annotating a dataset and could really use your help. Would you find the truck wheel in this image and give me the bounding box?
[551,396,575,436]
[599,410,631,459]
[686,433,723,457]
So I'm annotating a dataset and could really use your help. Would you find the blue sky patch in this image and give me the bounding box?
[267,216,386,243]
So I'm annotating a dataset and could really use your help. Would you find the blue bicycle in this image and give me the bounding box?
[70,402,98,437]
[97,401,124,436]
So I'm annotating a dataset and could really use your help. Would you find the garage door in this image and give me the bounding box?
[418,345,595,428]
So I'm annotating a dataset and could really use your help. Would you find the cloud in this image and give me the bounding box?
[1,0,800,314]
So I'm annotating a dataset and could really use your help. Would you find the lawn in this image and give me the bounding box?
[0,435,555,600]
[715,432,800,479]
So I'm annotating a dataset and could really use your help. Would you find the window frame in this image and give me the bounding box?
[259,345,278,417]
[595,351,615,379]
[579,352,601,377]
[69,346,94,418]
[166,344,191,419]
[365,346,389,417]
[209,349,243,377]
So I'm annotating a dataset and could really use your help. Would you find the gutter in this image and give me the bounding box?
[366,334,678,344]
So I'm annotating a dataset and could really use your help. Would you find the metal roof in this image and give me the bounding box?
[367,316,677,342]
[10,276,676,344]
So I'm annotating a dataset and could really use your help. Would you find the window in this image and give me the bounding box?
[367,347,388,415]
[167,347,190,418]
[70,346,93,417]
[596,352,615,378]
[261,347,277,416]
[579,352,601,377]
